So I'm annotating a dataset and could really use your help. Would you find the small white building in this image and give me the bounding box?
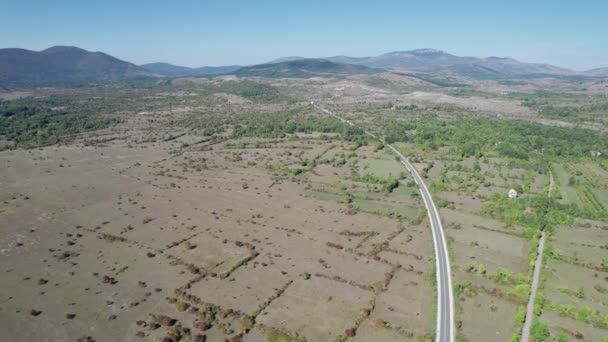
[508,189,518,198]
[591,150,602,157]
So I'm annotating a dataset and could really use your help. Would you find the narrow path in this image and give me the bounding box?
[520,171,553,342]
[315,104,454,342]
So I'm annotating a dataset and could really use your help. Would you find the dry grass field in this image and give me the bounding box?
[0,100,436,341]
[2,69,608,342]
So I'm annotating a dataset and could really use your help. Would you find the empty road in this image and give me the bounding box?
[316,103,454,342]
[520,171,553,342]
[388,145,454,342]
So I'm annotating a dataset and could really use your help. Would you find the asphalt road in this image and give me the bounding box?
[388,145,454,342]
[316,104,454,342]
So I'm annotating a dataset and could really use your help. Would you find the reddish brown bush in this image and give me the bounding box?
[151,314,176,327]
[193,320,212,331]
[371,318,385,328]
[194,334,206,342]
[345,327,356,337]
[186,264,200,274]
[326,242,344,250]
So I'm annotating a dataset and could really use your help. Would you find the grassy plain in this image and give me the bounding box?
[1,70,608,341]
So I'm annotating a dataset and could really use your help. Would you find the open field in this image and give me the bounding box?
[0,92,436,341]
[535,216,608,340]
[1,68,608,342]
[424,157,537,341]
[530,155,608,341]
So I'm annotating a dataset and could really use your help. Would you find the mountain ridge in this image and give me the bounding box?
[268,49,578,77]
[2,45,606,87]
[585,67,608,76]
[140,62,241,76]
[0,45,156,86]
[233,58,381,78]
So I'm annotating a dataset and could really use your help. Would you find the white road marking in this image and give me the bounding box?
[315,104,454,342]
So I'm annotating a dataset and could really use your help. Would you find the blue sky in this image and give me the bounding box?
[1,0,607,70]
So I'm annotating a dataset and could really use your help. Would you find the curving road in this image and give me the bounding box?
[316,103,454,342]
[388,145,454,342]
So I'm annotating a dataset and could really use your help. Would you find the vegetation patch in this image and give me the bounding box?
[0,100,118,148]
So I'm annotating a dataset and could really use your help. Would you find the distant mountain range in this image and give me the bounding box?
[0,46,155,86]
[140,62,241,76]
[1,46,606,87]
[232,59,379,78]
[268,49,577,77]
[586,67,608,76]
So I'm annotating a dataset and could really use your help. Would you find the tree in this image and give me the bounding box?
[383,175,399,193]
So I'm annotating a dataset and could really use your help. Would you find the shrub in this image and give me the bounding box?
[102,275,118,285]
[193,320,212,331]
[176,302,190,312]
[530,320,550,341]
[371,318,385,328]
[264,328,304,342]
[493,267,511,284]
[326,242,344,250]
[240,317,254,333]
[151,314,176,327]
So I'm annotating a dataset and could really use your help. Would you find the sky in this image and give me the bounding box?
[1,0,607,70]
